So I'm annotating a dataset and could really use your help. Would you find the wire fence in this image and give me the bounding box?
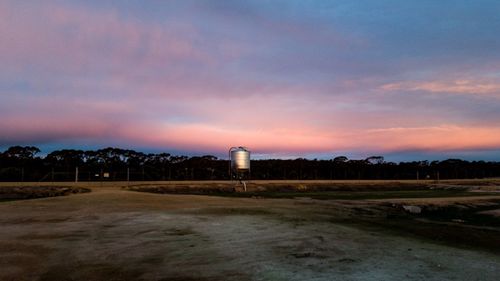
[0,166,223,182]
[1,164,499,182]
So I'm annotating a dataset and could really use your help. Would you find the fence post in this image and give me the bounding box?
[127,167,130,185]
[75,167,79,183]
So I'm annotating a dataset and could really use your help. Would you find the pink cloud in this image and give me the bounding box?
[4,86,500,155]
[0,1,209,75]
[118,123,335,153]
[3,92,500,154]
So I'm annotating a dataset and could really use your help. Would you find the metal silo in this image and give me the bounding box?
[230,147,250,171]
[229,147,251,188]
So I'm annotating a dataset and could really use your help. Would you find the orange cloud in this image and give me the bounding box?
[359,125,500,152]
[381,79,500,96]
[118,122,336,154]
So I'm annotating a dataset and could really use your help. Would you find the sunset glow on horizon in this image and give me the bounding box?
[1,0,500,161]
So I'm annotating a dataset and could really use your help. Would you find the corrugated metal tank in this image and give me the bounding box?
[231,147,250,171]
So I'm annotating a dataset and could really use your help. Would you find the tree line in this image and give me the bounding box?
[0,146,499,181]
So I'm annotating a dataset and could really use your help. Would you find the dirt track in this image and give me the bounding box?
[1,182,499,280]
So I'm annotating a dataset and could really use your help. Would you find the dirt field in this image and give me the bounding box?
[1,180,499,280]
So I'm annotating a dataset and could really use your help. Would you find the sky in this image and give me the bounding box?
[1,0,500,161]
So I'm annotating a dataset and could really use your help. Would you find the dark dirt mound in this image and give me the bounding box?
[125,183,491,201]
[126,184,236,195]
[0,186,91,201]
[124,181,438,195]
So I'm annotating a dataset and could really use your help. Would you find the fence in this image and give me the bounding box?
[1,163,499,182]
[0,166,226,182]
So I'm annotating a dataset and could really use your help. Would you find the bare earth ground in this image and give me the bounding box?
[0,181,500,280]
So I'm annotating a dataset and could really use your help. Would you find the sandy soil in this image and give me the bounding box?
[0,183,499,280]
